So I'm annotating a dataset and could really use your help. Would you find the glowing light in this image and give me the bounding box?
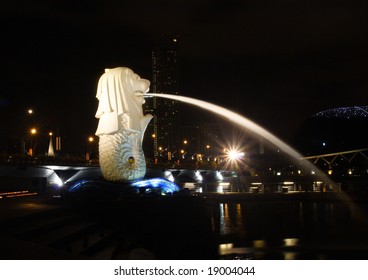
[167,173,174,182]
[253,240,266,248]
[66,178,180,196]
[195,170,203,182]
[227,149,244,161]
[54,177,63,187]
[283,238,299,247]
[131,178,181,194]
[68,179,88,193]
[0,190,30,196]
[217,171,224,181]
[7,192,38,198]
[219,243,234,251]
[1,190,38,198]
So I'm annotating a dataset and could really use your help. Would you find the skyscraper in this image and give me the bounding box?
[144,35,180,160]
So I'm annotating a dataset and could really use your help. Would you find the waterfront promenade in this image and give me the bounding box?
[1,161,368,260]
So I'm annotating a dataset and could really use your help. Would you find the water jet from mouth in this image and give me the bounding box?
[145,93,335,187]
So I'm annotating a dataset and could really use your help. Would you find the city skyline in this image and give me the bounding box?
[1,1,367,155]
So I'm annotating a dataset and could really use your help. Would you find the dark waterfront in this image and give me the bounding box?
[207,193,368,259]
[1,189,368,260]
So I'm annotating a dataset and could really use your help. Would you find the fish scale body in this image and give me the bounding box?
[98,129,146,182]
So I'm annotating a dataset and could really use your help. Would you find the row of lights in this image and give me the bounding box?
[153,134,214,159]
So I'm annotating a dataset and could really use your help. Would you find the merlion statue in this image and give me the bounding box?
[95,67,152,182]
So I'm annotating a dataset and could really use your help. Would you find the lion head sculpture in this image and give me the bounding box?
[95,67,151,136]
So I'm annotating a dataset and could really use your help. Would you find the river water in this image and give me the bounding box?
[208,199,368,259]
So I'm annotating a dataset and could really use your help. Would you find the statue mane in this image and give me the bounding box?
[95,67,150,135]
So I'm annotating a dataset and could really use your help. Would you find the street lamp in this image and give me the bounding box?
[227,149,244,161]
[86,136,94,161]
[48,132,55,157]
[28,128,37,156]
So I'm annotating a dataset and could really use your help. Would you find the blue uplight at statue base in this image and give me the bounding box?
[131,178,181,195]
[63,177,181,198]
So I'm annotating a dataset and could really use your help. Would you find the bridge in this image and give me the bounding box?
[301,148,368,166]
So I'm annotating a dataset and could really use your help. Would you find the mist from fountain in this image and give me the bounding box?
[144,93,335,187]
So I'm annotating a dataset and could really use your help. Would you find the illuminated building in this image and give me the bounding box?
[144,35,180,159]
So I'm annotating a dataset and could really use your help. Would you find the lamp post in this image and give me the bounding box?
[29,128,37,156]
[183,140,188,158]
[158,146,163,159]
[152,134,157,161]
[48,132,55,157]
[21,108,34,154]
[86,136,94,161]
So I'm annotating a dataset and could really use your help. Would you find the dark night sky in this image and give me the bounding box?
[1,0,367,155]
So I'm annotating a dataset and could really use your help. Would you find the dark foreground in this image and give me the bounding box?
[0,195,217,260]
[1,191,368,260]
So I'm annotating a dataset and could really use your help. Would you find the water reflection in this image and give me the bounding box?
[210,200,368,260]
[219,203,246,237]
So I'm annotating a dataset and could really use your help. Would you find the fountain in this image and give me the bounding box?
[63,66,335,198]
[143,93,335,187]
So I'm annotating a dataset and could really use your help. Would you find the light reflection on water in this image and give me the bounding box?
[210,200,368,260]
[219,203,247,237]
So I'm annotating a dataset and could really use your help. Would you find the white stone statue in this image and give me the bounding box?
[95,67,152,182]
